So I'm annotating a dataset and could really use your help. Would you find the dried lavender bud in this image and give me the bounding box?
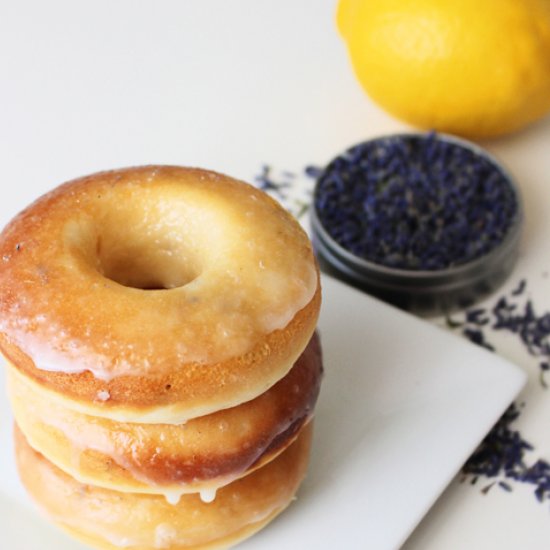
[462,327,495,351]
[254,164,291,199]
[314,133,518,271]
[492,299,550,362]
[462,403,538,495]
[304,165,323,179]
[465,308,490,326]
[498,481,513,492]
[253,164,313,219]
[511,278,527,296]
[453,280,550,388]
[453,280,550,504]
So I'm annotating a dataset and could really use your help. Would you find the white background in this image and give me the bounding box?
[2,1,550,549]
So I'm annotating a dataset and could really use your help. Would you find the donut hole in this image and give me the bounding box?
[64,192,226,291]
[96,235,201,290]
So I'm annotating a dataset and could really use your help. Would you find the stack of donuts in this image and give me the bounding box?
[0,166,322,549]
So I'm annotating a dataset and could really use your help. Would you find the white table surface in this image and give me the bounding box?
[2,1,550,549]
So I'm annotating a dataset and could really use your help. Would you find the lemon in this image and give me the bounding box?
[337,0,550,138]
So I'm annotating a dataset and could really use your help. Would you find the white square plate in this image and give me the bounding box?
[0,275,526,550]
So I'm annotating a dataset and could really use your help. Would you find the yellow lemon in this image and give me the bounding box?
[337,0,550,138]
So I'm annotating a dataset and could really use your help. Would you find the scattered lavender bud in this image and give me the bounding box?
[254,164,292,198]
[465,308,490,326]
[456,280,550,505]
[511,279,527,296]
[304,165,323,179]
[462,327,495,351]
[498,481,513,492]
[463,404,536,493]
[451,280,550,390]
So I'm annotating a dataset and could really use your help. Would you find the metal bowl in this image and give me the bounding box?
[310,133,523,317]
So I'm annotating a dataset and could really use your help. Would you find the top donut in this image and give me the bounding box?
[0,166,321,423]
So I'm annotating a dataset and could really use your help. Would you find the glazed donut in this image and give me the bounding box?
[8,334,322,499]
[14,422,313,550]
[1,165,322,549]
[0,166,320,423]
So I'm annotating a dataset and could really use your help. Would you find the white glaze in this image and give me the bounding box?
[154,523,177,549]
[199,487,217,504]
[102,534,134,548]
[96,390,111,402]
[163,491,183,506]
[0,169,318,386]
[9,361,308,507]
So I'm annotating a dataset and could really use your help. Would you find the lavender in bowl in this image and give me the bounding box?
[311,133,523,316]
